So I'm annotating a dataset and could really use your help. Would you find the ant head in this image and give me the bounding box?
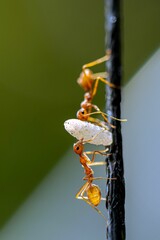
[77,69,93,91]
[76,108,88,121]
[73,140,84,155]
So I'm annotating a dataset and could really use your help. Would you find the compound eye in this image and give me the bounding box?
[77,109,88,120]
[80,108,87,115]
[73,142,83,154]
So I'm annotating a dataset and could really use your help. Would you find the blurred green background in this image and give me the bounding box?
[0,0,159,227]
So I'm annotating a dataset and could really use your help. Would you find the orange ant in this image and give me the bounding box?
[76,92,126,129]
[77,50,120,101]
[73,137,116,221]
[76,52,126,128]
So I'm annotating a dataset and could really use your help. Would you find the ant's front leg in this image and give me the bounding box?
[92,76,120,99]
[84,148,110,166]
[82,54,110,70]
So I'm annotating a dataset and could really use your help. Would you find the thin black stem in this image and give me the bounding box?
[104,0,125,240]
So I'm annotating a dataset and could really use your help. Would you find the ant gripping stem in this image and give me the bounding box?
[64,120,116,220]
[76,93,127,129]
[76,54,126,129]
[77,51,120,101]
[73,137,116,221]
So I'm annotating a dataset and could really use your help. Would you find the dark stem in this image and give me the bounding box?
[104,0,126,240]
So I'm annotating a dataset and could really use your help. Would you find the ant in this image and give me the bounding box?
[77,51,119,97]
[73,137,116,221]
[77,92,111,129]
[76,51,126,128]
[76,92,124,129]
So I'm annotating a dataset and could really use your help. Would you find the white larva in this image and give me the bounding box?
[64,119,112,146]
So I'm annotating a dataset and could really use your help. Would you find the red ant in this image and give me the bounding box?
[76,92,120,129]
[76,52,127,128]
[73,137,116,221]
[77,51,120,99]
[77,83,126,130]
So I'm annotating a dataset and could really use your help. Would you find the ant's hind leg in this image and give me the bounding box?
[75,182,89,201]
[86,116,111,130]
[92,76,120,99]
[76,182,108,222]
[87,162,106,167]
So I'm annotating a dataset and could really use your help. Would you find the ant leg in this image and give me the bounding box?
[85,110,127,128]
[91,104,115,128]
[86,103,127,123]
[79,103,115,128]
[85,148,109,156]
[86,116,114,129]
[75,182,89,200]
[93,72,108,80]
[76,182,108,222]
[84,149,110,164]
[83,177,116,181]
[81,197,107,222]
[88,162,106,166]
[88,111,127,122]
[84,149,110,166]
[92,76,120,99]
[77,105,116,129]
[79,103,116,129]
[91,177,117,181]
[82,55,110,70]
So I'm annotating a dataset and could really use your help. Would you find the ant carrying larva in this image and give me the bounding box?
[64,124,116,221]
[73,138,114,222]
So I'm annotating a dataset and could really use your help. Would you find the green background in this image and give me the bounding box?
[0,0,159,227]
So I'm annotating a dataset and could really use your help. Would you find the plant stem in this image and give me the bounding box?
[104,0,126,239]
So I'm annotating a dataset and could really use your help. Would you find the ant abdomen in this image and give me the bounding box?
[87,184,101,206]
